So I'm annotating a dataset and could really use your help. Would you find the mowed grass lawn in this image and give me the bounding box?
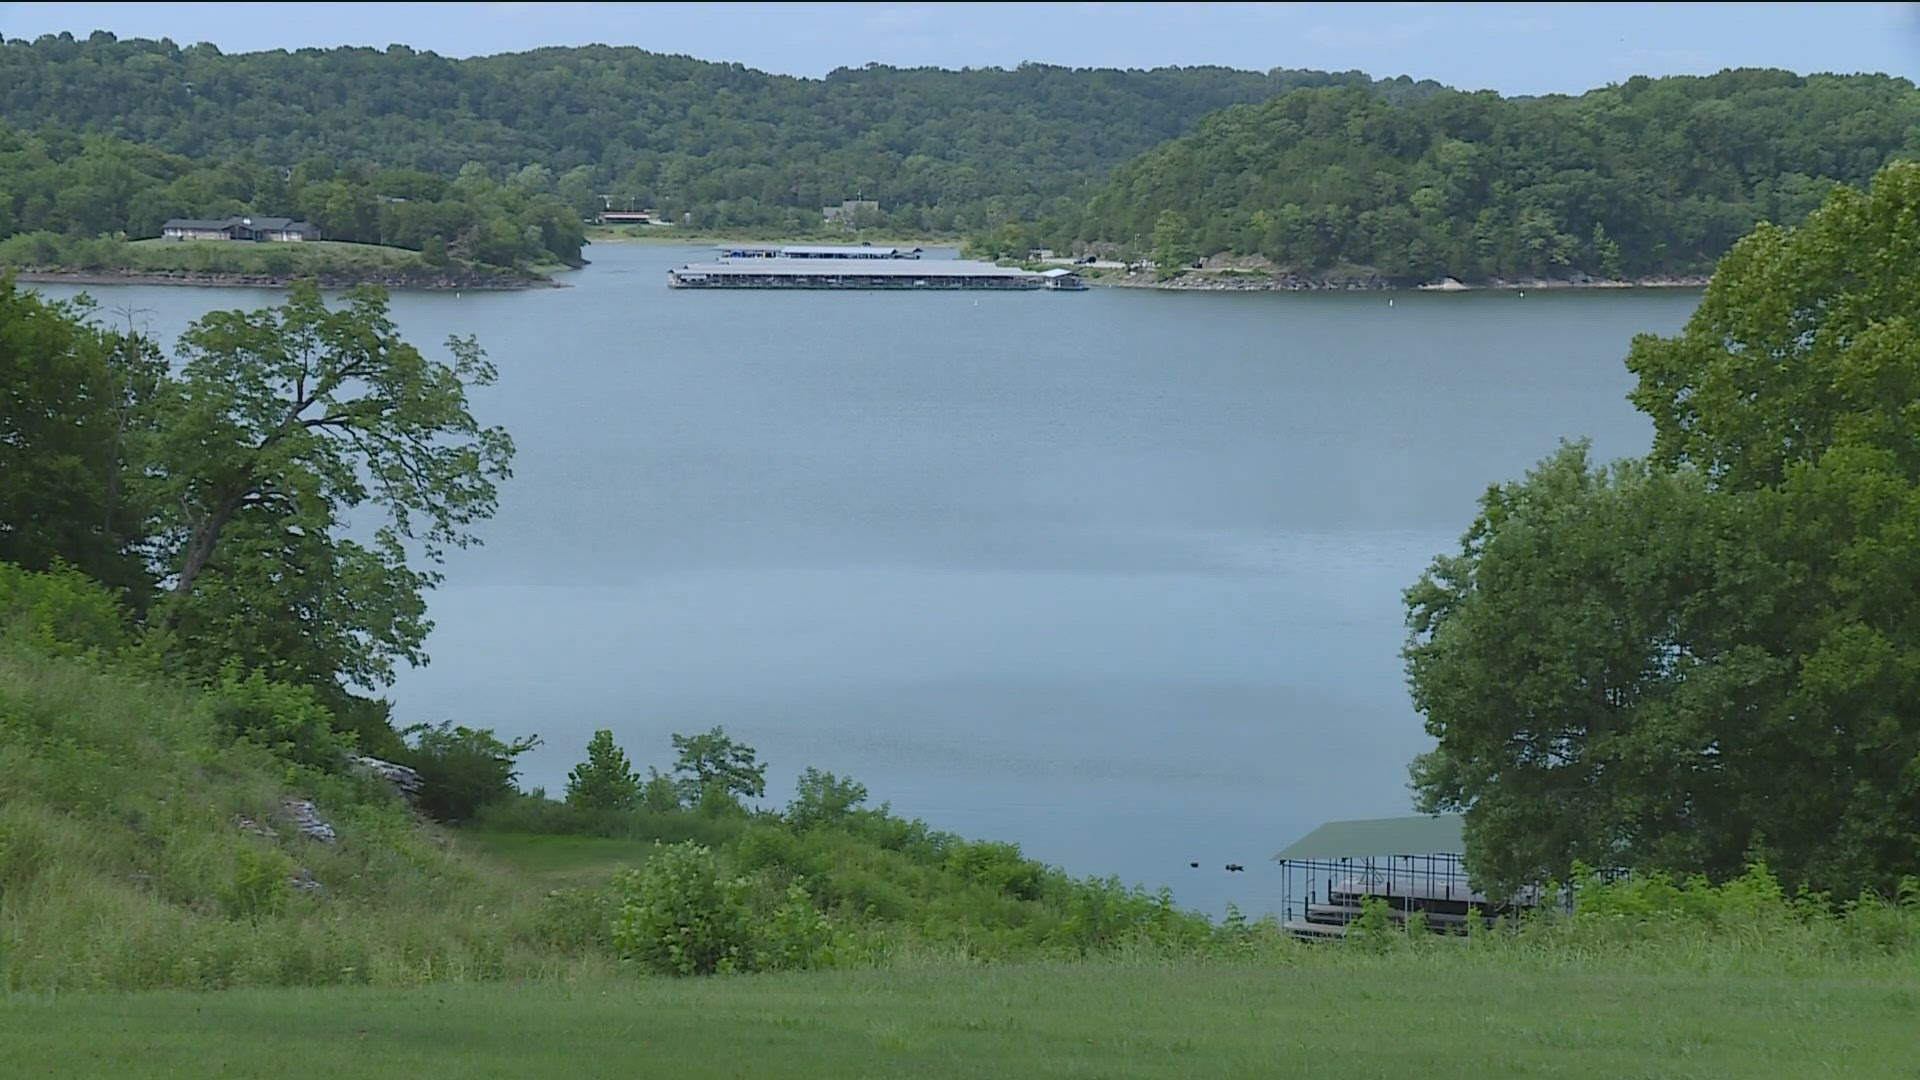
[5,956,1913,1079]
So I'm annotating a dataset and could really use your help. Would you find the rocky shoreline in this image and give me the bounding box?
[1098,269,1711,292]
[9,266,560,291]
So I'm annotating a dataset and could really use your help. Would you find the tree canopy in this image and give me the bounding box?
[1408,163,1920,898]
[1052,70,1920,281]
[0,33,1443,234]
[150,281,514,691]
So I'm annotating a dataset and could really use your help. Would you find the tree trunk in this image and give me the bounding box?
[171,486,248,598]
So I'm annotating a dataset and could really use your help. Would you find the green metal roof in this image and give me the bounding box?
[1271,814,1465,861]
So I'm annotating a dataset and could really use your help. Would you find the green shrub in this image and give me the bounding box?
[611,842,762,976]
[946,839,1043,901]
[0,561,128,655]
[400,721,540,823]
[206,670,355,772]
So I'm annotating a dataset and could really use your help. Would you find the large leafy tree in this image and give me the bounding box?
[150,280,513,691]
[1409,163,1920,897]
[0,277,162,601]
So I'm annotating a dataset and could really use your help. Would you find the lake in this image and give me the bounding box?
[28,242,1699,916]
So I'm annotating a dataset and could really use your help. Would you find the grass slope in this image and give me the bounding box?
[0,644,582,991]
[6,955,1914,1079]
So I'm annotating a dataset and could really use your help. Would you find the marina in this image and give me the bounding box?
[668,257,1084,290]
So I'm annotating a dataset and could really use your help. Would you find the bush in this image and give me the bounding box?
[0,561,128,655]
[206,670,355,772]
[946,839,1043,901]
[611,842,759,976]
[400,721,540,823]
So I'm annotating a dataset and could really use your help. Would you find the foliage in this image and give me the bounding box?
[0,35,1447,236]
[785,767,867,831]
[609,841,832,976]
[0,123,585,270]
[150,280,513,694]
[206,668,356,773]
[400,721,541,824]
[1408,163,1920,898]
[670,725,766,803]
[1060,70,1920,280]
[0,278,163,600]
[565,729,640,812]
[0,559,128,655]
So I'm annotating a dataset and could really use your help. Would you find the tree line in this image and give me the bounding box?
[0,31,1444,234]
[0,122,585,269]
[1028,69,1920,281]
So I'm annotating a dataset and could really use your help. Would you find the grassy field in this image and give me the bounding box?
[5,953,1915,1079]
[123,237,430,272]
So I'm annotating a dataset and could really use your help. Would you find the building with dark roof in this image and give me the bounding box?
[161,215,321,242]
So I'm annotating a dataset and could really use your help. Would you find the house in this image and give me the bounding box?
[160,215,321,242]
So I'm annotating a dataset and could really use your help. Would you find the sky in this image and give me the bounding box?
[0,1,1915,95]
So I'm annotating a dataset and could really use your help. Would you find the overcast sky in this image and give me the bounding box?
[2,2,1914,95]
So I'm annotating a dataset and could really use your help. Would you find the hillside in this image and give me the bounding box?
[1050,69,1920,282]
[0,32,1446,233]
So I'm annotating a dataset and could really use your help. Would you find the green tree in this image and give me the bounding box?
[0,279,163,600]
[785,767,868,831]
[566,729,641,811]
[148,281,513,691]
[1409,164,1920,898]
[671,726,766,803]
[1151,210,1196,278]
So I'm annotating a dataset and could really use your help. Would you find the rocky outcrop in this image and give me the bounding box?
[352,756,424,805]
[281,799,338,843]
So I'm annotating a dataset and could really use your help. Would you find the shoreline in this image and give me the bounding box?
[9,267,563,292]
[1094,270,1711,293]
[585,228,962,248]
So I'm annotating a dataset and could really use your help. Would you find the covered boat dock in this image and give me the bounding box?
[669,258,1051,289]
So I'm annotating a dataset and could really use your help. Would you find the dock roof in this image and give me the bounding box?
[779,245,912,256]
[1272,814,1465,861]
[678,258,1038,278]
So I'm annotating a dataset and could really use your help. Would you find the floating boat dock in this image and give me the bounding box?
[668,257,1084,291]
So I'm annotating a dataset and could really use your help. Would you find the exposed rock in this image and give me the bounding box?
[289,867,323,893]
[280,798,337,843]
[352,755,424,804]
[232,814,273,837]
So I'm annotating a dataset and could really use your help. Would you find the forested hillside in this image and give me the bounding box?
[0,122,586,271]
[0,31,1444,232]
[1052,69,1920,281]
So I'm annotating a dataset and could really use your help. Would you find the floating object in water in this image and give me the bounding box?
[1189,861,1199,869]
[1225,863,1246,873]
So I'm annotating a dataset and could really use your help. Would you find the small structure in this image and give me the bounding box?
[1272,814,1539,939]
[669,257,1049,290]
[1040,268,1087,290]
[161,215,320,242]
[598,210,656,225]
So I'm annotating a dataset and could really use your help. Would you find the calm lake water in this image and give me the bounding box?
[30,243,1699,915]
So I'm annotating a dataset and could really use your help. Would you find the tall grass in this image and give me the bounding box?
[0,644,612,991]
